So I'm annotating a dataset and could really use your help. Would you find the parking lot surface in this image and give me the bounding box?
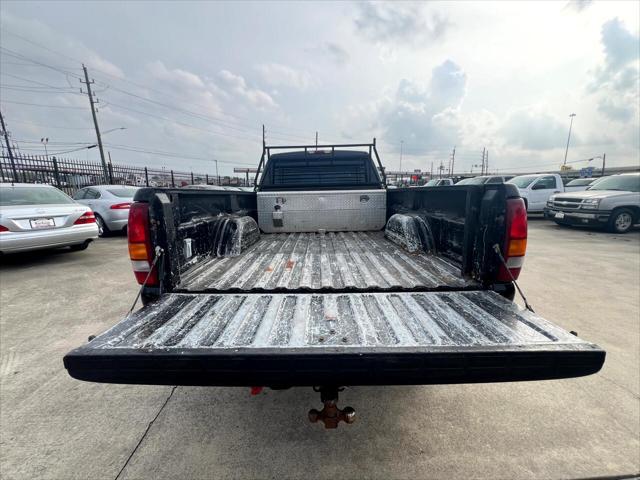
[1,221,639,480]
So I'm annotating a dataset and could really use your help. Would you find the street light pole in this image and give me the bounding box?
[563,113,576,166]
[214,159,219,185]
[40,137,49,159]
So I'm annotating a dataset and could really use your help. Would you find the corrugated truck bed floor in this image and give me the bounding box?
[64,291,605,386]
[177,231,474,292]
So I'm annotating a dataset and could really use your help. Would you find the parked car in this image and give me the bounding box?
[64,142,604,427]
[455,175,512,185]
[545,173,640,233]
[0,183,98,254]
[73,185,139,236]
[424,178,454,186]
[507,173,564,213]
[564,177,599,192]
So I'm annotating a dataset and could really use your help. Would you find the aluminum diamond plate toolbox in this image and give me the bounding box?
[257,190,386,233]
[64,291,605,386]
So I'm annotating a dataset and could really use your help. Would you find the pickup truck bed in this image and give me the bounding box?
[64,290,603,386]
[177,231,474,292]
[64,145,605,408]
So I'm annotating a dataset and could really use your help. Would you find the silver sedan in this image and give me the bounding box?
[0,183,99,254]
[72,185,139,236]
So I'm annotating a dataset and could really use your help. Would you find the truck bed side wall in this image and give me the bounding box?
[135,188,258,292]
[387,185,510,282]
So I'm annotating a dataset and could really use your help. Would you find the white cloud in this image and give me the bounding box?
[378,60,467,152]
[0,12,124,79]
[500,109,574,151]
[217,70,277,109]
[588,18,640,123]
[353,2,449,47]
[565,0,593,13]
[255,63,319,91]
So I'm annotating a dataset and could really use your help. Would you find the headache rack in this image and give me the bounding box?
[253,139,387,191]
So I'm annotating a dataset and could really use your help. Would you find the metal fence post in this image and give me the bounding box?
[108,162,114,184]
[171,170,175,187]
[191,171,194,184]
[144,167,149,187]
[52,156,61,188]
[205,174,209,185]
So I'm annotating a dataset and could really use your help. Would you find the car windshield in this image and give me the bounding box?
[425,179,439,186]
[507,176,537,188]
[107,188,138,198]
[0,186,75,206]
[588,176,640,192]
[566,178,595,186]
[456,177,487,185]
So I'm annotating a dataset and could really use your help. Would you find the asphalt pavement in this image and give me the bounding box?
[1,221,638,479]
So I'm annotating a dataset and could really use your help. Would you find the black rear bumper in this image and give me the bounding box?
[64,344,605,387]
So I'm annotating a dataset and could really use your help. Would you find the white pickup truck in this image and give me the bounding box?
[507,173,564,213]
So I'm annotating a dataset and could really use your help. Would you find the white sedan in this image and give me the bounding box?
[0,183,99,254]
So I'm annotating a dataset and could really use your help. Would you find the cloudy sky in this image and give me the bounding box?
[0,1,638,177]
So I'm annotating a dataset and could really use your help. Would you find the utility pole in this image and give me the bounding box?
[563,113,576,166]
[601,153,606,177]
[481,147,486,175]
[81,64,108,182]
[485,150,489,174]
[315,131,318,151]
[0,110,18,181]
[450,147,456,176]
[430,161,433,179]
[214,159,219,185]
[399,140,403,173]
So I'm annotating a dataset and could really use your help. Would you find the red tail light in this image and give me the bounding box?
[74,211,96,225]
[110,202,132,210]
[497,197,527,282]
[127,202,158,286]
[0,225,9,233]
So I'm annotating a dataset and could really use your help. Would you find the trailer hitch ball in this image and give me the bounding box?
[308,387,355,428]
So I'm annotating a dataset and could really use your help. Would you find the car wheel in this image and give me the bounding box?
[70,241,90,251]
[95,214,109,237]
[608,208,635,234]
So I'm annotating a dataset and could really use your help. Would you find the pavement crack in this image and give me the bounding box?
[114,386,177,480]
[598,374,640,400]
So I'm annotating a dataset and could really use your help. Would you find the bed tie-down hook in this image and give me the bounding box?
[492,244,534,313]
[127,246,164,315]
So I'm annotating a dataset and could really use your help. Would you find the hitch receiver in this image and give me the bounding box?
[308,386,355,429]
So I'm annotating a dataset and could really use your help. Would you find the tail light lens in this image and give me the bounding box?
[74,211,96,225]
[128,202,158,286]
[0,225,9,233]
[497,197,527,282]
[110,202,132,210]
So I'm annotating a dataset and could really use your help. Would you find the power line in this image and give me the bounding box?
[2,30,343,139]
[102,142,256,166]
[6,119,93,130]
[0,47,82,79]
[0,99,86,109]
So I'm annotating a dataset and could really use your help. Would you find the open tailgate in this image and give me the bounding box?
[64,291,604,386]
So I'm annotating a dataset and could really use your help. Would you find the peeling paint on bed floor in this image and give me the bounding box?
[89,291,585,351]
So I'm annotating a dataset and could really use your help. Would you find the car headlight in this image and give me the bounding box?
[581,198,601,209]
